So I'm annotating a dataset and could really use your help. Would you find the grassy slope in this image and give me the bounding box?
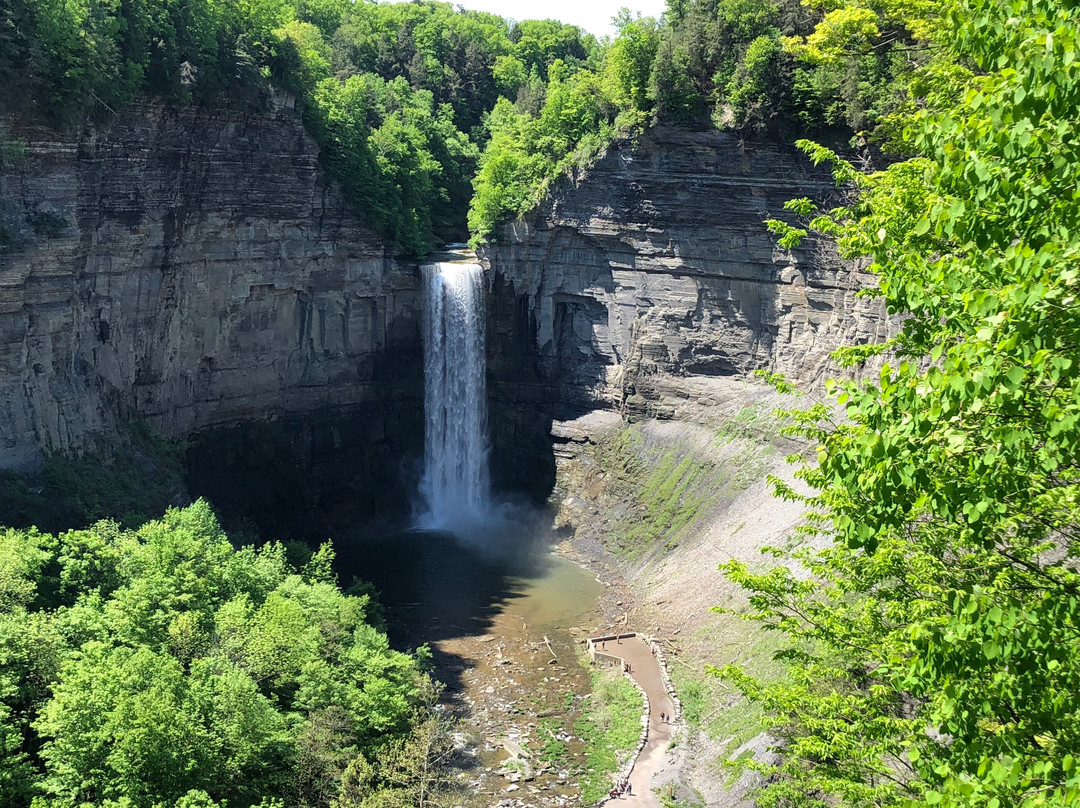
[576,666,644,803]
[553,383,815,804]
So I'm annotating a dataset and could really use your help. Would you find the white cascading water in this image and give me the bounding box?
[418,258,491,530]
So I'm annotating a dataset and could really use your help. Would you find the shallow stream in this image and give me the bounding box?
[336,526,605,806]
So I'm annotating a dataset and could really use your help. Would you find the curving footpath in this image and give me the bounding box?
[589,635,674,807]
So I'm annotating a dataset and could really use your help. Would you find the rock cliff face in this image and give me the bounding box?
[0,95,423,525]
[0,108,891,520]
[479,126,891,493]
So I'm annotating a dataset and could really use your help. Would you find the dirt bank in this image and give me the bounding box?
[550,377,821,806]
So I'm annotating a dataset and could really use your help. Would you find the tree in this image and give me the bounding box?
[334,682,457,808]
[726,33,784,128]
[467,59,617,243]
[603,11,660,121]
[648,13,712,123]
[0,502,432,808]
[720,0,1080,806]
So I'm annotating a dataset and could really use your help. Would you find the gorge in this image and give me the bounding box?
[0,106,886,528]
[0,98,882,805]
[3,1,1073,806]
[0,102,884,805]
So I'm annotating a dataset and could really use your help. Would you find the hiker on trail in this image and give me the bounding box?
[626,781,633,795]
[660,711,666,722]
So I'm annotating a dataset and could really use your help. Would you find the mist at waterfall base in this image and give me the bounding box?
[328,255,575,665]
[413,257,533,553]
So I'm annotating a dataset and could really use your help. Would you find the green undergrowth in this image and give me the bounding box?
[593,421,771,559]
[715,402,787,447]
[538,716,570,764]
[0,421,187,532]
[671,619,786,768]
[575,666,643,804]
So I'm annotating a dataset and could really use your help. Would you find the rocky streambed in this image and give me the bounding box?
[336,527,610,807]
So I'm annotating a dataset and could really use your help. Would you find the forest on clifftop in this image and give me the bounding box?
[1,0,911,253]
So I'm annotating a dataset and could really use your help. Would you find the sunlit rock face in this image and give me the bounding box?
[0,94,423,525]
[0,107,891,519]
[0,94,423,465]
[480,126,892,495]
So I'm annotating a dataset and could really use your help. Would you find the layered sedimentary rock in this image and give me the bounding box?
[0,95,423,523]
[0,105,891,515]
[479,126,891,492]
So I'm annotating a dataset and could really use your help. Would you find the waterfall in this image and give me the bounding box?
[418,258,490,530]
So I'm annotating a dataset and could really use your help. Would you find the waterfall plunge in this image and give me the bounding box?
[418,259,491,531]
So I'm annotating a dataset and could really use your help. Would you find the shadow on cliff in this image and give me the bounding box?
[485,254,615,507]
[184,330,426,540]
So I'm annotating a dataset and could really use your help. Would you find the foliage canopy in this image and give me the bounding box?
[719,0,1080,806]
[0,0,918,250]
[0,501,446,808]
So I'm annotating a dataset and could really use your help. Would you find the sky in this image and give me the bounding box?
[447,0,669,38]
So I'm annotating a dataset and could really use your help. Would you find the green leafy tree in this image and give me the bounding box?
[510,18,598,81]
[468,63,615,241]
[492,54,527,99]
[726,33,785,128]
[649,14,712,123]
[0,502,432,808]
[467,98,542,238]
[0,609,64,806]
[603,11,661,124]
[293,0,349,38]
[333,681,456,808]
[720,1,1080,807]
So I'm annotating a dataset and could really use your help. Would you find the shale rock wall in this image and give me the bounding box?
[0,107,891,517]
[481,126,890,409]
[0,95,423,524]
[479,127,891,492]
